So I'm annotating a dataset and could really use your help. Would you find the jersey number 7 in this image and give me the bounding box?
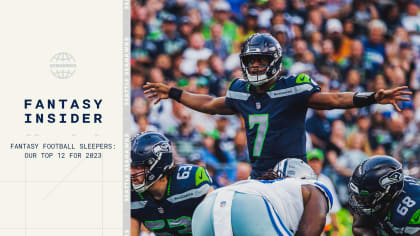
[249,114,269,157]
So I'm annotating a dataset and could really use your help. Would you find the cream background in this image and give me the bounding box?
[0,1,128,235]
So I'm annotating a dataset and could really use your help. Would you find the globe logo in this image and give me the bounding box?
[49,52,76,79]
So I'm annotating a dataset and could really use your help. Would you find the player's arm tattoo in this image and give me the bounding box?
[307,92,356,110]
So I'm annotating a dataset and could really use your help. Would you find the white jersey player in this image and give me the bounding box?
[192,158,333,236]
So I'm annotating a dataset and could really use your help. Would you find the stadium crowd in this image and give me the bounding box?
[131,0,420,234]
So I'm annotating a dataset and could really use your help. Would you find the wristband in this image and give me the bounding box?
[353,92,376,107]
[168,87,183,102]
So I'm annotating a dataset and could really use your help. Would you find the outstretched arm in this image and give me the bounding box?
[307,86,412,111]
[143,82,236,115]
[296,185,328,236]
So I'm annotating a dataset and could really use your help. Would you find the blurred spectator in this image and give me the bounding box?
[199,130,237,185]
[214,115,236,151]
[348,0,379,37]
[148,67,165,83]
[155,54,174,81]
[238,8,259,43]
[387,113,407,154]
[307,30,323,60]
[383,3,401,33]
[181,32,212,75]
[205,23,230,60]
[307,109,331,150]
[339,40,369,85]
[315,38,341,80]
[149,99,185,134]
[401,1,420,53]
[155,14,187,56]
[326,18,353,64]
[340,69,364,92]
[131,20,157,65]
[335,132,369,204]
[179,16,194,41]
[258,0,288,29]
[363,19,387,76]
[303,8,324,36]
[235,161,252,181]
[131,67,146,100]
[165,109,202,160]
[188,8,204,32]
[203,1,239,53]
[136,114,159,133]
[307,149,341,235]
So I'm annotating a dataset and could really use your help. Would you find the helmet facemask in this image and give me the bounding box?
[241,54,282,86]
[131,165,149,193]
[131,141,174,193]
[349,181,402,216]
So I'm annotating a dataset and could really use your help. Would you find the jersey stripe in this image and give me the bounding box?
[131,200,147,209]
[166,184,209,203]
[266,84,314,98]
[212,190,234,236]
[263,198,293,236]
[226,90,250,101]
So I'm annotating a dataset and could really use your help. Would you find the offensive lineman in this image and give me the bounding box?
[192,158,332,236]
[349,155,420,235]
[144,33,411,178]
[130,132,213,236]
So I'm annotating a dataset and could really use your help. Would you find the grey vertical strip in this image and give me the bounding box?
[123,0,131,235]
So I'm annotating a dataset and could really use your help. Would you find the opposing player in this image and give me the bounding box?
[349,155,420,235]
[130,132,213,236]
[191,158,333,236]
[144,33,411,178]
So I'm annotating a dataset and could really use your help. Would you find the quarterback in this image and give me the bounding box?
[144,33,411,178]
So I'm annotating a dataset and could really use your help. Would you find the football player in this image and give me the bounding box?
[349,155,420,235]
[191,158,333,236]
[143,33,411,178]
[130,132,213,236]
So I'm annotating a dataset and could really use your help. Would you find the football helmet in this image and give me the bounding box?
[240,33,283,86]
[274,158,317,180]
[131,132,174,193]
[349,155,404,216]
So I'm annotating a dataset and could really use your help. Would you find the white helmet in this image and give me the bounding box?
[274,158,317,180]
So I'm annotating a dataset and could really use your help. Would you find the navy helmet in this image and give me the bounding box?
[349,155,404,216]
[131,132,174,193]
[240,33,283,86]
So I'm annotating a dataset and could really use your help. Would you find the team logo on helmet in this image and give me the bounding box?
[152,142,171,157]
[379,170,403,188]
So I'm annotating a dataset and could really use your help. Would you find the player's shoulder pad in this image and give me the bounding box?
[227,78,249,92]
[403,177,420,227]
[387,178,420,231]
[173,164,212,190]
[166,164,212,203]
[289,73,319,87]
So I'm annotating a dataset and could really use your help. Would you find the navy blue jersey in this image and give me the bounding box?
[225,74,320,177]
[372,177,420,235]
[131,164,212,235]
